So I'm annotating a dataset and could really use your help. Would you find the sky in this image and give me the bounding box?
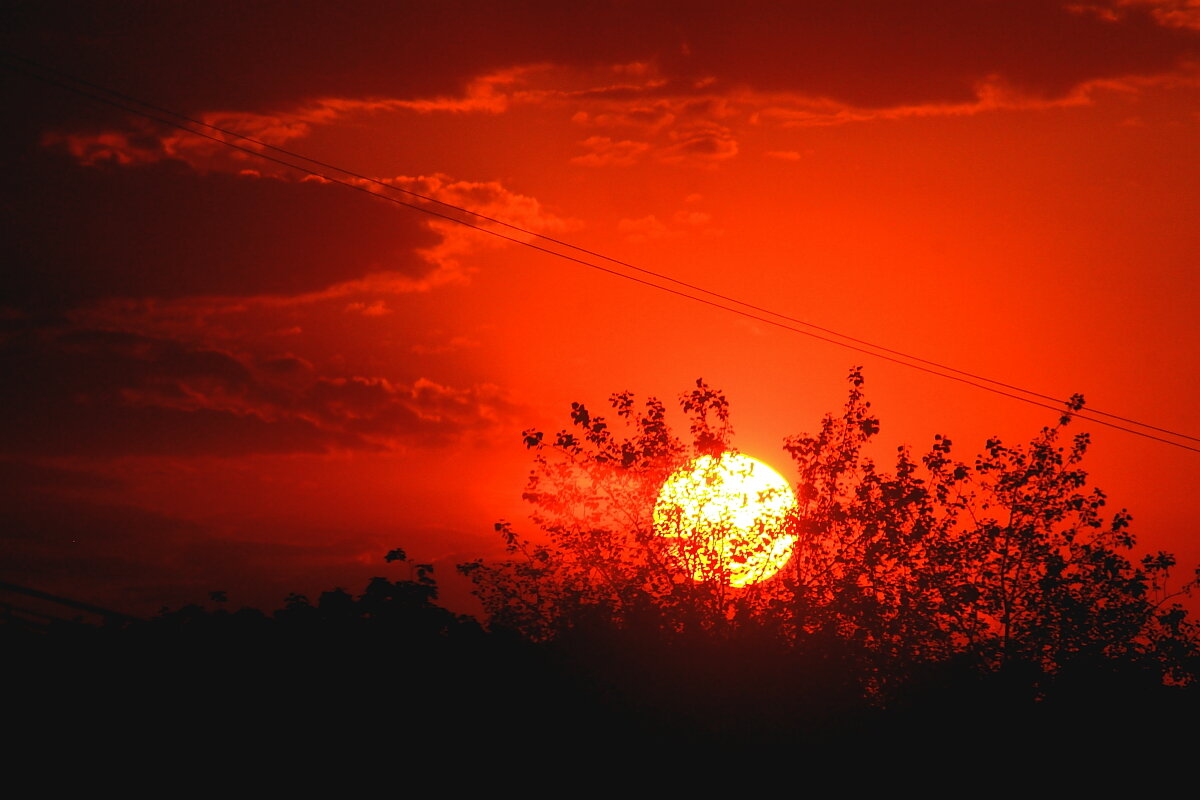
[1,0,1198,616]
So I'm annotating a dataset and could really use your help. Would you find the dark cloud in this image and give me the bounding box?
[258,355,314,376]
[655,1,1200,107]
[2,153,439,312]
[0,459,124,492]
[3,0,1195,124]
[0,327,513,457]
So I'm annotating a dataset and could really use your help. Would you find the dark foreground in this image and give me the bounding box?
[8,580,1198,779]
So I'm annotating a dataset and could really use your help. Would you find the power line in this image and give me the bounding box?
[3,53,1198,454]
[11,52,1186,443]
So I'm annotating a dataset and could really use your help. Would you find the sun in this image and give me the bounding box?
[653,452,798,588]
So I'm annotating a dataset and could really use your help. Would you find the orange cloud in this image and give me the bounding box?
[618,209,714,242]
[658,124,739,164]
[752,67,1200,128]
[571,136,652,166]
[345,300,392,317]
[366,173,577,286]
[385,66,539,113]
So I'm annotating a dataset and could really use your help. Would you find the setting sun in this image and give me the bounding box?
[653,452,798,588]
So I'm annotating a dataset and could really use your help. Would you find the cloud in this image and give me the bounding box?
[302,376,512,444]
[368,174,576,281]
[571,136,653,166]
[38,67,537,174]
[0,327,517,457]
[617,209,714,242]
[410,335,481,356]
[384,66,537,113]
[564,79,746,166]
[5,1,1196,124]
[0,460,124,493]
[655,1,1199,108]
[749,71,1164,128]
[1107,1,1200,30]
[346,300,392,317]
[571,106,678,133]
[0,3,574,130]
[555,45,1197,144]
[14,2,1194,182]
[658,124,739,164]
[7,131,574,310]
[2,156,440,311]
[618,215,672,243]
[41,107,330,170]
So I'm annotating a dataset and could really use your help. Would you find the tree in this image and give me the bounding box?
[782,373,1200,693]
[460,381,734,641]
[462,370,1200,699]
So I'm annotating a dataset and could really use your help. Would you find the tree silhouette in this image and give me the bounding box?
[463,370,1200,700]
[781,372,1200,694]
[460,380,750,641]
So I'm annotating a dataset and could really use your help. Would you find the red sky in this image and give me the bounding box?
[2,0,1198,615]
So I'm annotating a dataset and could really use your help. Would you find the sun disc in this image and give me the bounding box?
[653,452,798,587]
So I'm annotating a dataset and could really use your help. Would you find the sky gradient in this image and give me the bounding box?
[2,0,1198,615]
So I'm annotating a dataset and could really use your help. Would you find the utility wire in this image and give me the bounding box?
[3,53,1197,454]
[13,52,1187,442]
[8,52,1187,443]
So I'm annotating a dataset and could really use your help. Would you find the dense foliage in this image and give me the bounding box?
[461,370,1200,698]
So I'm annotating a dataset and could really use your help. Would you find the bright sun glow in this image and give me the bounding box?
[653,452,798,588]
